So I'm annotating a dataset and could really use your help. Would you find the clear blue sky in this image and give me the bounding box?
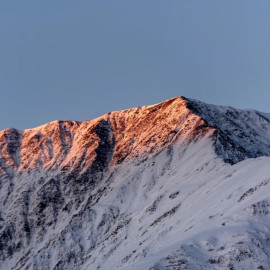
[1,1,270,130]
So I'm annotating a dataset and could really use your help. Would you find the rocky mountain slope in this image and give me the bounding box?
[0,97,270,270]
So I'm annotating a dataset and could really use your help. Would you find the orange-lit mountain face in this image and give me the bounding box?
[1,96,270,177]
[1,97,270,270]
[0,97,211,175]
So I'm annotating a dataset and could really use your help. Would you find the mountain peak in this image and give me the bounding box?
[1,97,270,270]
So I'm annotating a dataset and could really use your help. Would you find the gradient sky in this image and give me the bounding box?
[1,1,270,130]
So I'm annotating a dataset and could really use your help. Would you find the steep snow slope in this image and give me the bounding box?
[0,97,270,270]
[185,97,270,164]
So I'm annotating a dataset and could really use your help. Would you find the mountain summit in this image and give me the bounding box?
[1,97,270,270]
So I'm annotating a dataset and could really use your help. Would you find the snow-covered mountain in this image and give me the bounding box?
[1,97,270,270]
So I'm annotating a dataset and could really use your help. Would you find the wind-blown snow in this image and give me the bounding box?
[0,97,270,270]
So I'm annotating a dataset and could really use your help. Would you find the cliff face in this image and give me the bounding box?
[1,97,270,270]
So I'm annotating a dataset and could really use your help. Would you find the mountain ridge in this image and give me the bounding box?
[1,96,270,176]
